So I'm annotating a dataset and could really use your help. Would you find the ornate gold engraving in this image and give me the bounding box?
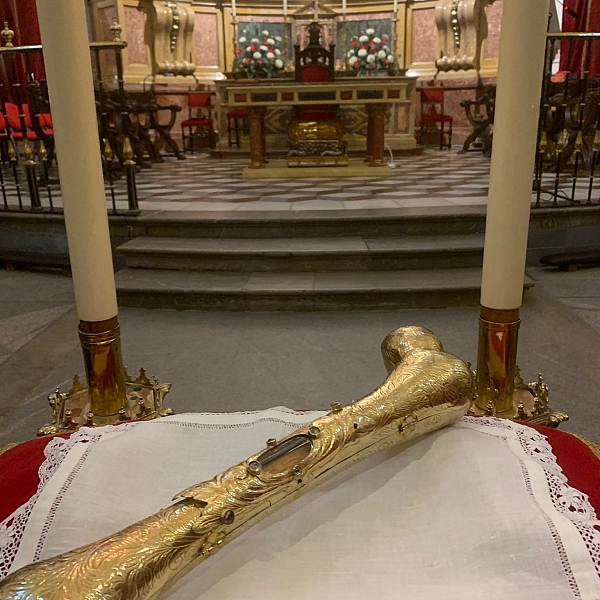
[0,326,472,600]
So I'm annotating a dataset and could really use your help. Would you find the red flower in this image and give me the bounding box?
[251,44,257,51]
[369,48,375,53]
[369,41,374,47]
[256,59,262,64]
[360,44,365,49]
[244,57,250,64]
[235,48,243,55]
[351,39,357,46]
[385,58,390,64]
[381,37,388,44]
[353,61,359,68]
[268,46,274,52]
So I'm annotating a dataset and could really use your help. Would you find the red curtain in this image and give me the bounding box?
[0,0,45,103]
[560,0,600,78]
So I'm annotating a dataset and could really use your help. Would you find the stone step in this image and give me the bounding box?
[130,207,488,239]
[115,267,534,311]
[118,234,485,272]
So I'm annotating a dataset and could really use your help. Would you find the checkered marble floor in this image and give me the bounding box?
[2,149,599,212]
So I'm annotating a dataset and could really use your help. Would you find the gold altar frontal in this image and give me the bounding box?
[216,76,416,173]
[243,157,392,179]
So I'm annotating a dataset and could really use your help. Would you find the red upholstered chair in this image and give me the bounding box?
[418,87,453,150]
[4,103,53,141]
[181,92,215,154]
[293,22,336,123]
[227,108,248,148]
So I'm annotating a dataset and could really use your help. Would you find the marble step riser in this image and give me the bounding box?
[136,219,486,239]
[116,288,484,311]
[122,250,484,272]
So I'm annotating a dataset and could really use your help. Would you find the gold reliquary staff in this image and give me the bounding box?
[0,326,473,600]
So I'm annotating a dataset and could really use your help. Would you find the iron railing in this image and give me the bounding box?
[0,31,140,215]
[534,32,600,207]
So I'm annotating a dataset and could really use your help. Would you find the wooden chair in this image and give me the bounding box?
[181,92,215,154]
[418,87,453,150]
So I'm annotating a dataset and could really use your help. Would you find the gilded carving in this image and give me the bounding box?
[0,326,472,600]
[140,0,196,76]
[435,0,496,73]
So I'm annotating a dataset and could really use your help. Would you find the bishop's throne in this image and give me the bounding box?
[287,22,348,167]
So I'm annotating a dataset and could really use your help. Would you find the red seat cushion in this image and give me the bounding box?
[421,113,453,123]
[227,109,248,119]
[181,118,212,128]
[5,103,22,131]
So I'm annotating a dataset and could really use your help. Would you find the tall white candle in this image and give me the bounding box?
[232,0,236,18]
[480,0,550,310]
[394,0,398,13]
[36,0,118,323]
[284,0,288,17]
[342,0,347,16]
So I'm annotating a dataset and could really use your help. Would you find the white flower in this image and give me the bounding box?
[267,38,275,45]
[266,52,275,59]
[260,44,268,51]
[366,54,375,63]
[275,36,283,42]
[347,49,355,57]
[377,50,386,59]
[357,48,367,57]
[383,45,389,52]
[262,29,269,36]
[239,36,247,43]
[373,37,381,44]
[366,28,375,35]
[246,46,252,52]
[251,38,259,44]
[253,51,262,59]
[275,58,284,68]
[359,35,369,43]
[387,54,395,62]
[274,48,281,55]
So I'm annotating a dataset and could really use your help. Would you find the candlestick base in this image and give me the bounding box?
[37,368,173,436]
[470,370,568,428]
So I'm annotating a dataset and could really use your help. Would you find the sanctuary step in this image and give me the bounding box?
[118,234,485,273]
[114,267,535,311]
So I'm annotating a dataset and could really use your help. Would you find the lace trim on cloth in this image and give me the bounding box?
[0,424,134,580]
[463,417,600,580]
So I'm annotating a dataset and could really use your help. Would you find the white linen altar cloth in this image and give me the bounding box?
[5,409,600,600]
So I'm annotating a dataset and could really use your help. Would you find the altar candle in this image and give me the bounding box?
[394,0,398,14]
[480,0,550,310]
[342,0,347,15]
[232,0,236,19]
[284,0,288,17]
[36,0,118,323]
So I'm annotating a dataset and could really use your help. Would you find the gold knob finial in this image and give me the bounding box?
[122,136,134,162]
[1,22,14,47]
[110,17,122,42]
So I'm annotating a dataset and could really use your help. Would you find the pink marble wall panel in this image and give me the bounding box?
[194,13,219,67]
[484,0,503,59]
[346,12,394,21]
[124,6,147,65]
[412,7,436,64]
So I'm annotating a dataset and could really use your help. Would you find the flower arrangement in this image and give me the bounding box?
[347,28,396,76]
[233,29,285,79]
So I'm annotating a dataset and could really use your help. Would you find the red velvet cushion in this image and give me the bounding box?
[421,87,445,103]
[0,113,6,131]
[421,113,453,123]
[5,103,22,131]
[181,118,212,128]
[301,65,330,83]
[188,92,212,108]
